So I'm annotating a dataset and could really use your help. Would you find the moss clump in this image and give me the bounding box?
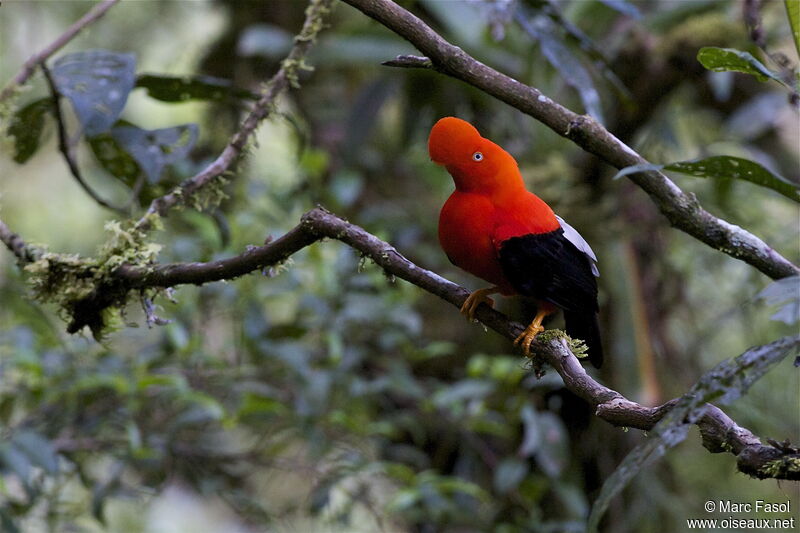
[24,219,163,338]
[282,58,315,89]
[536,328,589,359]
[24,252,97,308]
[567,337,589,359]
[187,173,230,212]
[759,457,800,478]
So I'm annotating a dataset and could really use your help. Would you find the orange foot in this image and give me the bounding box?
[460,286,499,321]
[513,308,553,356]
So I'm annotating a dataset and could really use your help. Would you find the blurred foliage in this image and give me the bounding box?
[1,1,798,532]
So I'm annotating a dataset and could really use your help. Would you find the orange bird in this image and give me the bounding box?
[429,117,603,367]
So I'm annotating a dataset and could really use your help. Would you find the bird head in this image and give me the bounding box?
[428,117,521,194]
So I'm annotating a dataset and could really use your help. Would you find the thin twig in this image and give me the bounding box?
[0,0,121,103]
[744,0,799,105]
[342,0,799,281]
[40,63,126,214]
[123,174,146,212]
[133,0,335,233]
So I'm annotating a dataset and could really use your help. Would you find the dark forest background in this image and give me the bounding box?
[1,1,798,531]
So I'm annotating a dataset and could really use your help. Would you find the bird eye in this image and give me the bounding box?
[472,152,483,161]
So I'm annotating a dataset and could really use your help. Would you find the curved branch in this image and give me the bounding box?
[1,206,795,477]
[133,0,334,233]
[40,63,127,214]
[341,0,799,281]
[0,0,120,103]
[81,207,797,480]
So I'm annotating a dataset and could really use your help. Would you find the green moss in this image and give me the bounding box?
[720,441,735,454]
[536,328,566,343]
[0,84,27,122]
[536,328,589,359]
[23,219,164,338]
[282,0,333,88]
[24,251,98,308]
[567,337,589,359]
[298,0,332,42]
[188,173,230,212]
[759,457,800,478]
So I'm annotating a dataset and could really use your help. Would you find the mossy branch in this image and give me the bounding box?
[3,206,795,480]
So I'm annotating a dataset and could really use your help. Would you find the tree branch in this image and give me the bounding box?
[1,202,796,478]
[0,0,121,103]
[0,217,38,264]
[132,0,334,233]
[79,207,800,480]
[341,0,799,281]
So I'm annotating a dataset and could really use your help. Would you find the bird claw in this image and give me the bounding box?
[514,323,545,357]
[460,288,496,321]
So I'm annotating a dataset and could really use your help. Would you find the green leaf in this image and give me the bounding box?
[135,74,257,103]
[493,457,529,493]
[13,431,58,474]
[432,379,494,408]
[786,0,800,58]
[613,157,800,202]
[587,335,800,533]
[423,472,488,500]
[0,443,31,479]
[518,405,541,457]
[52,50,136,136]
[173,391,225,427]
[666,157,799,202]
[111,123,198,184]
[73,374,130,395]
[697,47,780,83]
[0,443,34,497]
[88,129,141,186]
[7,98,51,164]
[598,0,642,19]
[388,488,420,512]
[238,392,288,418]
[533,412,568,478]
[756,276,800,325]
[136,374,188,391]
[238,23,294,58]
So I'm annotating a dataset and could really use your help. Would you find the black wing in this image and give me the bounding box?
[497,228,598,312]
[498,228,603,367]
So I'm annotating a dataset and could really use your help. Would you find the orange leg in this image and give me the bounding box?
[514,307,555,357]
[460,286,499,321]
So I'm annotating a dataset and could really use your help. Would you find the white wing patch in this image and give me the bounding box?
[556,215,599,277]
